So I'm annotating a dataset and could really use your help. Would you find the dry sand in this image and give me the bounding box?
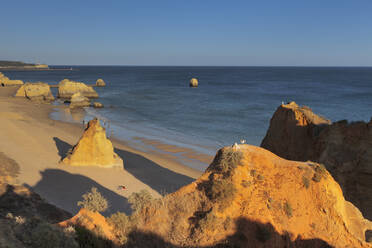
[0,87,205,215]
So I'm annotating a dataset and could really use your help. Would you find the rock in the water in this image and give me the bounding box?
[58,79,98,99]
[15,82,54,102]
[61,118,123,168]
[93,102,104,108]
[96,78,106,87]
[261,101,372,220]
[189,78,198,87]
[0,72,24,86]
[69,92,90,108]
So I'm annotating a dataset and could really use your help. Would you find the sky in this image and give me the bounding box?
[1,0,372,66]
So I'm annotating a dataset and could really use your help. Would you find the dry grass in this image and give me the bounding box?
[77,187,108,213]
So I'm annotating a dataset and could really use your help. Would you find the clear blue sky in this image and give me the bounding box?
[1,0,372,66]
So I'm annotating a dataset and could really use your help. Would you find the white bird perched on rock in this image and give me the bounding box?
[232,142,240,150]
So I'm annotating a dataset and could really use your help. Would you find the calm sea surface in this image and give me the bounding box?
[5,66,372,159]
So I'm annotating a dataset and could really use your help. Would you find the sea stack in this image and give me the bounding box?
[189,78,198,87]
[58,79,98,99]
[15,82,54,102]
[61,118,123,168]
[96,78,106,87]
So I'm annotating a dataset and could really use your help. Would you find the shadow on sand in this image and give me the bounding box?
[53,137,73,160]
[53,136,195,195]
[114,148,195,194]
[28,169,131,216]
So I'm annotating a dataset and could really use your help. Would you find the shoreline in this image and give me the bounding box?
[0,87,205,215]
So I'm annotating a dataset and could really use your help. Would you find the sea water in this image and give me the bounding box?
[5,66,372,162]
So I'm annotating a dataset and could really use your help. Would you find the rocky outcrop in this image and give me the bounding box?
[190,78,198,87]
[58,79,98,99]
[58,208,114,240]
[0,73,24,86]
[15,82,54,102]
[261,101,372,220]
[92,102,104,108]
[61,118,123,168]
[69,92,90,108]
[107,145,372,247]
[261,102,331,161]
[96,78,106,87]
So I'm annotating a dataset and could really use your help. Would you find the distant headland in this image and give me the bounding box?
[0,60,72,71]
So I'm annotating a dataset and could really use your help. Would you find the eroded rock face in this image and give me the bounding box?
[0,73,24,86]
[96,78,106,87]
[15,82,54,102]
[69,92,90,108]
[122,145,372,247]
[261,102,372,220]
[58,79,98,99]
[61,118,123,168]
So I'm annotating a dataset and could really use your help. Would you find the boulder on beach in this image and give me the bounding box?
[261,101,372,220]
[61,118,123,168]
[0,72,24,86]
[96,78,106,87]
[15,82,54,102]
[58,79,98,99]
[189,78,198,87]
[92,102,104,108]
[69,92,90,108]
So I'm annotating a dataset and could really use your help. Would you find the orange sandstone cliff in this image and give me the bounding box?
[65,145,372,247]
[261,102,372,221]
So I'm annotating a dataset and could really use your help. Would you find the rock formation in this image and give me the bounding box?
[96,78,106,87]
[93,145,372,247]
[61,118,123,168]
[261,101,372,220]
[93,102,104,108]
[0,72,24,86]
[59,208,114,240]
[15,82,54,102]
[190,78,198,87]
[58,79,98,99]
[69,92,90,108]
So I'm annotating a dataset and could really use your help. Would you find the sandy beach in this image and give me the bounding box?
[0,87,206,215]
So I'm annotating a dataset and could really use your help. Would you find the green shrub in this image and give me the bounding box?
[128,189,153,213]
[207,179,236,211]
[107,212,131,244]
[212,147,243,173]
[311,163,327,183]
[77,187,108,213]
[199,211,218,231]
[284,201,293,218]
[302,176,310,188]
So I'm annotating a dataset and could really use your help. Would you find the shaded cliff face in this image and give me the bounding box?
[261,102,372,221]
[117,145,371,248]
